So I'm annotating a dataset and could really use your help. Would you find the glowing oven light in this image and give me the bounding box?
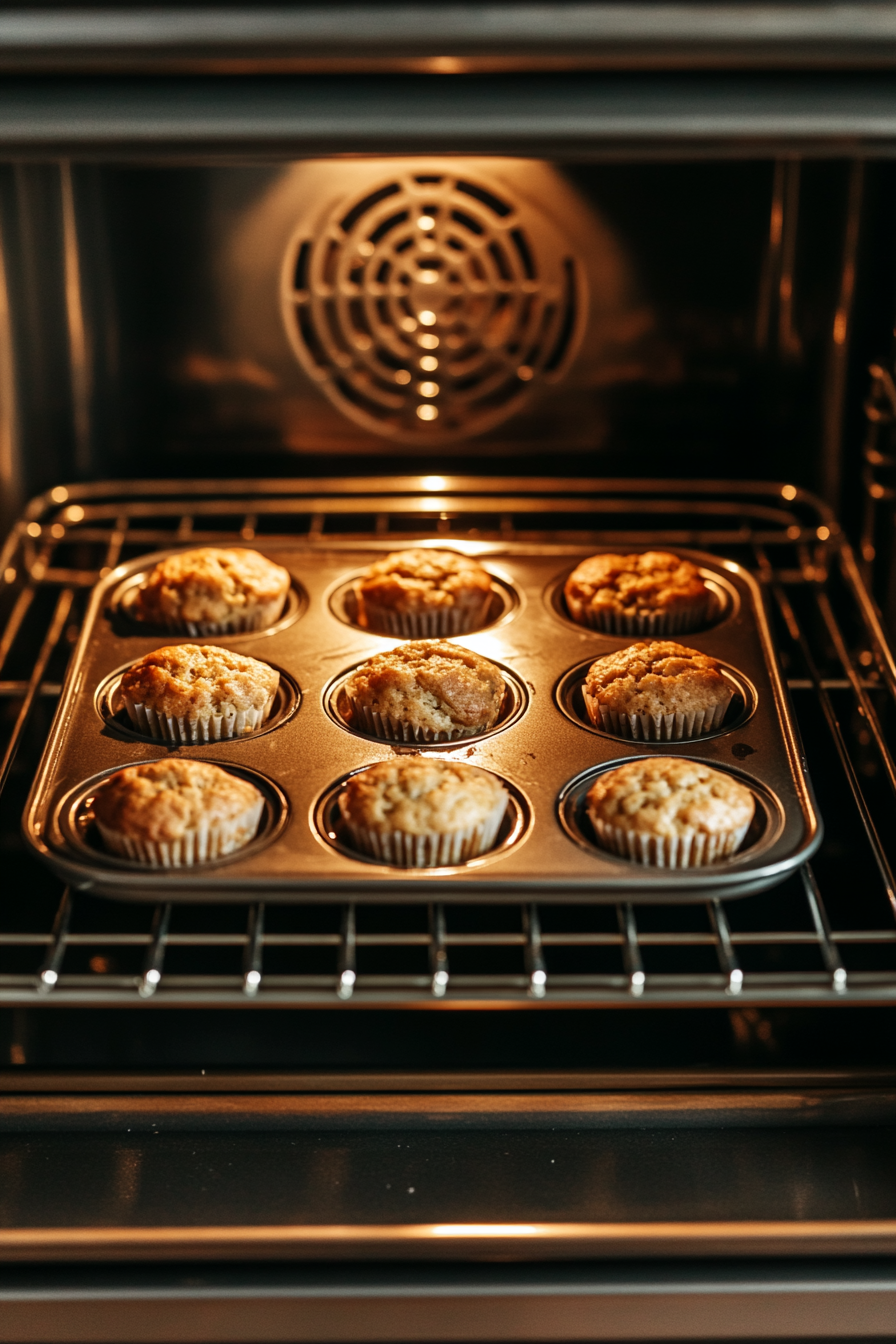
[418,310,437,326]
[417,405,438,421]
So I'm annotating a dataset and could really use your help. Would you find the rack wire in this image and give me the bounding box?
[1,476,895,1008]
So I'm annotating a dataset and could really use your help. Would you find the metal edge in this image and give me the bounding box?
[3,1220,896,1263]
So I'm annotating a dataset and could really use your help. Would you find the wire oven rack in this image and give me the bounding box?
[1,476,895,1009]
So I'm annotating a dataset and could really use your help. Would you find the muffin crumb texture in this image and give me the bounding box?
[357,550,492,615]
[133,547,290,630]
[120,645,279,723]
[584,642,727,714]
[587,757,754,839]
[94,759,263,848]
[565,551,711,634]
[341,758,507,837]
[344,640,505,740]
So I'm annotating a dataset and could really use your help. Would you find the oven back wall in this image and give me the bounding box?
[3,157,889,507]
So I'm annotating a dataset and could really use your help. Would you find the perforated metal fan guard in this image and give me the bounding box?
[278,164,591,445]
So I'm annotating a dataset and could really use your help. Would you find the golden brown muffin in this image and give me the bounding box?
[338,758,508,867]
[564,551,712,635]
[118,644,280,743]
[582,641,734,741]
[93,759,264,867]
[343,640,505,742]
[586,757,754,868]
[132,547,290,635]
[354,548,493,636]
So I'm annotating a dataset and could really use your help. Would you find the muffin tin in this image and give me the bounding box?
[23,542,821,903]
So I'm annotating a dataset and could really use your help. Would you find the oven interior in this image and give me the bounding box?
[1,150,896,1332]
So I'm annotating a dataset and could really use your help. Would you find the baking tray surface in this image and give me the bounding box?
[24,541,821,903]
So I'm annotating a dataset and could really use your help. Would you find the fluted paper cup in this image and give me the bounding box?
[339,792,508,868]
[588,814,751,868]
[142,594,287,638]
[345,695,490,744]
[566,595,714,637]
[582,685,734,741]
[95,795,264,868]
[121,687,277,744]
[356,593,492,638]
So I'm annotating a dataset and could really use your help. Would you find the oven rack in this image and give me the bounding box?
[1,477,894,1009]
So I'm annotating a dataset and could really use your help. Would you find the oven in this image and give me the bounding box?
[2,6,896,1341]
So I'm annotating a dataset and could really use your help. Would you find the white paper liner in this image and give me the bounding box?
[95,795,265,868]
[339,792,508,868]
[582,685,735,741]
[121,688,278,744]
[588,813,751,868]
[134,593,287,637]
[344,695,491,743]
[356,592,492,638]
[566,596,714,637]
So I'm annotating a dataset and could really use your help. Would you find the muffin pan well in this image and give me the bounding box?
[24,542,821,903]
[95,661,301,745]
[323,655,528,746]
[554,656,757,743]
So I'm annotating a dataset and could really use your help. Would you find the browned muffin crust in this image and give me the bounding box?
[565,551,708,620]
[133,547,290,627]
[587,757,754,840]
[120,645,279,721]
[94,759,262,844]
[356,548,492,617]
[583,641,731,718]
[344,640,505,734]
[340,758,507,837]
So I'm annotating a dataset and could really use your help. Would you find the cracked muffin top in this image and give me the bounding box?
[344,640,505,733]
[339,758,507,837]
[94,759,263,844]
[587,757,754,840]
[583,641,731,717]
[133,547,290,627]
[565,551,708,620]
[119,644,279,720]
[355,549,492,616]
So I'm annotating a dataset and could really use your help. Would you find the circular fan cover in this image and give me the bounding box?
[281,170,586,444]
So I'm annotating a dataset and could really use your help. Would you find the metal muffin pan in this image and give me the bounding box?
[24,541,821,903]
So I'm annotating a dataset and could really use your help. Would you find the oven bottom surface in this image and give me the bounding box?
[3,1258,896,1343]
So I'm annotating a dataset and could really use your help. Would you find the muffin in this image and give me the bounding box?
[118,644,280,744]
[564,551,713,635]
[586,757,755,868]
[344,640,506,743]
[132,547,291,636]
[93,759,264,867]
[582,641,735,741]
[354,549,493,637]
[338,758,509,867]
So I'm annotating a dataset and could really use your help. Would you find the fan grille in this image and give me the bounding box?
[281,171,584,444]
